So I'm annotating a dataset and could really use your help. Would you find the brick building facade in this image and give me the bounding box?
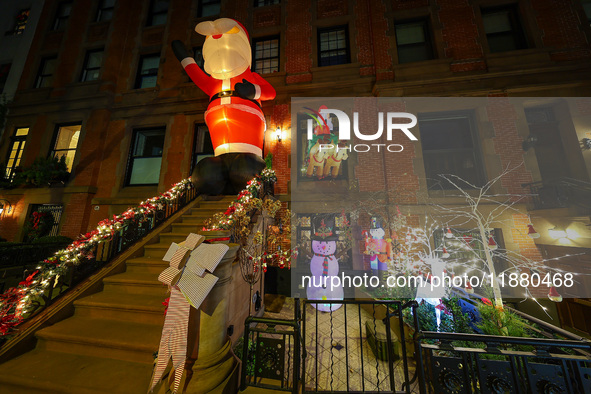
[0,0,591,326]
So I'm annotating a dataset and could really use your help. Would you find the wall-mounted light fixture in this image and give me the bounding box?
[522,134,539,151]
[548,226,567,239]
[0,199,13,216]
[275,127,282,142]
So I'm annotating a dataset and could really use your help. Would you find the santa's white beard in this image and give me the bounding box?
[203,36,251,80]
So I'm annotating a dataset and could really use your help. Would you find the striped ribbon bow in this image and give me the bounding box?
[149,233,204,393]
[149,287,190,393]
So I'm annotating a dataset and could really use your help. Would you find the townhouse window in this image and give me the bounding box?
[253,36,279,74]
[135,54,160,89]
[190,124,214,175]
[147,0,168,26]
[6,9,30,35]
[395,19,434,64]
[583,0,591,25]
[318,25,350,67]
[52,1,72,31]
[254,0,280,6]
[51,124,81,173]
[80,49,103,82]
[4,128,29,180]
[35,56,57,88]
[0,63,11,92]
[96,0,115,22]
[197,0,220,18]
[418,113,486,190]
[126,127,165,185]
[481,5,528,53]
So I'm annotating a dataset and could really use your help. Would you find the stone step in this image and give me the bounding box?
[125,256,168,274]
[199,195,235,202]
[171,222,204,233]
[180,216,207,225]
[74,291,166,325]
[197,201,233,210]
[0,349,154,394]
[158,231,195,244]
[35,317,161,364]
[143,242,172,259]
[183,212,215,220]
[189,207,226,215]
[102,271,167,296]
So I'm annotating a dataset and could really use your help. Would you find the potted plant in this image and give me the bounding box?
[16,156,69,187]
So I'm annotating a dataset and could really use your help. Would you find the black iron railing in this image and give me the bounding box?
[0,242,70,292]
[240,298,420,393]
[418,331,591,394]
[0,182,197,338]
[241,299,302,393]
[41,183,197,309]
[522,178,591,210]
[301,299,419,394]
[241,292,591,393]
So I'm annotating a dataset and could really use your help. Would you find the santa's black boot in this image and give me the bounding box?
[191,156,228,196]
[225,153,266,194]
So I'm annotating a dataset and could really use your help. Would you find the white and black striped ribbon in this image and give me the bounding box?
[151,234,225,392]
[162,242,180,262]
[177,271,219,309]
[169,247,189,270]
[183,233,204,249]
[158,266,182,287]
[187,243,229,273]
[149,287,190,393]
[161,233,204,263]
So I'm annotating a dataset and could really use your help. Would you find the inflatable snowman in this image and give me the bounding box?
[172,18,276,194]
[306,216,344,312]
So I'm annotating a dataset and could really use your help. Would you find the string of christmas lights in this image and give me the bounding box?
[201,169,293,273]
[0,179,193,337]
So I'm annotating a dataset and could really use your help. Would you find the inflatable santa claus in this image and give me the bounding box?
[172,18,276,194]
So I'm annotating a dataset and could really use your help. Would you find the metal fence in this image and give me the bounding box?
[241,300,302,392]
[522,178,591,210]
[301,299,419,394]
[240,299,421,394]
[239,294,591,393]
[0,242,70,293]
[417,331,591,394]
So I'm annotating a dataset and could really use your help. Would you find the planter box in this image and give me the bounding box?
[365,319,400,361]
[198,230,231,244]
[355,287,416,359]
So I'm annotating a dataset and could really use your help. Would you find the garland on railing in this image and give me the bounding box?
[0,179,194,337]
[202,168,293,271]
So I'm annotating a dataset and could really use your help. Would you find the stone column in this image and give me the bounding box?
[183,243,240,394]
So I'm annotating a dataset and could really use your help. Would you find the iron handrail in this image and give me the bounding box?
[0,181,197,341]
[419,331,591,349]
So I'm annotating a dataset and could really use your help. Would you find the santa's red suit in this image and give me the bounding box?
[179,18,276,157]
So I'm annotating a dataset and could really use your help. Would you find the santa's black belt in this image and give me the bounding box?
[209,90,262,109]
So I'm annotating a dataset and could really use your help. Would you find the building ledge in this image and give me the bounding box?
[1,185,98,196]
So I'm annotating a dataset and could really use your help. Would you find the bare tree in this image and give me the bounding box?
[426,165,579,311]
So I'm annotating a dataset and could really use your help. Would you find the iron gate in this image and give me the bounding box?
[240,299,420,393]
[30,204,63,236]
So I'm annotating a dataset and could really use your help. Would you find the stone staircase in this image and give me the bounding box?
[0,197,235,394]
